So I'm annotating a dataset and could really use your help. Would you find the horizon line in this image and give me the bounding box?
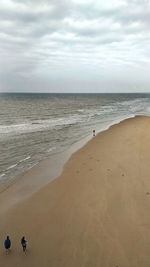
[0,92,150,94]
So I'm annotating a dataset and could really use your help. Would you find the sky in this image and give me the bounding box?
[0,0,150,93]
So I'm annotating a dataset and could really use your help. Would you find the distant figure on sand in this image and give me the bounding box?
[93,129,96,137]
[21,236,27,252]
[4,236,11,253]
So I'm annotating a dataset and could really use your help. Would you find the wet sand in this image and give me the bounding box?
[1,116,150,267]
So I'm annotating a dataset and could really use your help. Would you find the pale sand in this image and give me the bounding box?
[1,116,150,266]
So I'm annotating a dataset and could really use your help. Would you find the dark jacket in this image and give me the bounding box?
[21,238,27,247]
[4,239,11,249]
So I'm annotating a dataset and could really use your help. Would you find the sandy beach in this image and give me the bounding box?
[1,115,150,267]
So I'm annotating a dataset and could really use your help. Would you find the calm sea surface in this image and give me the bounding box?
[0,93,150,186]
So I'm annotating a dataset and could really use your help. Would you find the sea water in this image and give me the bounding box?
[0,93,150,186]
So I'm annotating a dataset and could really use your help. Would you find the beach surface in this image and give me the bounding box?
[1,116,150,266]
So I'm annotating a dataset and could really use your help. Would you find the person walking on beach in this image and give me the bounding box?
[21,236,27,252]
[4,236,11,253]
[93,129,96,137]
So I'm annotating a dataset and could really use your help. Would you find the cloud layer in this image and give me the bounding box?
[0,0,150,92]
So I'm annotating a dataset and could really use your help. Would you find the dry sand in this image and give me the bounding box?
[1,116,150,267]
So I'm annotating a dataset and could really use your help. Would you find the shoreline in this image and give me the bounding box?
[0,113,137,198]
[0,114,145,213]
[1,115,150,266]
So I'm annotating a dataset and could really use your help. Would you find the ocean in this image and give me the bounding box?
[0,93,150,188]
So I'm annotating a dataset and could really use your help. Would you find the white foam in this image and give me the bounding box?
[6,164,18,170]
[19,156,31,163]
[0,115,82,136]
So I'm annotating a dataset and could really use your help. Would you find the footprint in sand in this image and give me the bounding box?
[89,168,93,171]
[122,174,124,176]
[146,192,150,195]
[107,168,110,171]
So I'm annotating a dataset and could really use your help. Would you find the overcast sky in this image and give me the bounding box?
[0,0,150,93]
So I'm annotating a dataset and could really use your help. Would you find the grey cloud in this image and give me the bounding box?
[73,1,150,33]
[0,0,72,23]
[0,0,150,93]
